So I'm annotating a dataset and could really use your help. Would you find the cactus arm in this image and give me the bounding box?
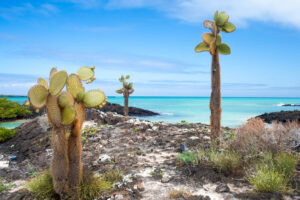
[49,70,68,96]
[28,84,49,109]
[49,67,57,80]
[37,78,49,90]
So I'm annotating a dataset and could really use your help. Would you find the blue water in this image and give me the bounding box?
[2,96,300,128]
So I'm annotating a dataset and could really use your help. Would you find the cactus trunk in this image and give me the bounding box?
[51,128,69,199]
[124,90,129,116]
[68,118,83,199]
[210,52,221,142]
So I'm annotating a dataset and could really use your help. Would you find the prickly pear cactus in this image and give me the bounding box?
[27,66,107,199]
[195,10,235,55]
[116,75,134,116]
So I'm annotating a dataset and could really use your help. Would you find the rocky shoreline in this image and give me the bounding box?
[0,110,298,200]
[256,110,300,123]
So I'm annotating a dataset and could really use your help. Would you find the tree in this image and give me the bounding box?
[195,11,236,141]
[116,75,134,116]
[27,66,107,199]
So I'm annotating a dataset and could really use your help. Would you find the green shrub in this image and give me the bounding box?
[177,151,198,165]
[81,126,98,143]
[0,98,32,120]
[0,178,13,192]
[209,151,242,173]
[0,127,16,142]
[26,169,122,200]
[248,164,288,192]
[274,153,298,178]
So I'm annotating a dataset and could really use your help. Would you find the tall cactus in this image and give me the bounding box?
[195,11,236,141]
[28,66,107,199]
[116,75,134,116]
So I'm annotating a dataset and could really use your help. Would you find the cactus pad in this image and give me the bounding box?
[67,74,84,100]
[49,70,68,96]
[116,89,123,94]
[77,67,94,81]
[203,20,216,33]
[83,89,106,107]
[58,92,74,108]
[215,12,229,26]
[222,22,236,33]
[37,78,49,90]
[202,33,215,45]
[28,84,49,108]
[61,106,75,125]
[195,42,209,53]
[46,95,62,127]
[50,67,57,80]
[217,43,231,55]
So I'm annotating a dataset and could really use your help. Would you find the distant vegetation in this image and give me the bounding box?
[0,98,31,120]
[116,75,134,116]
[0,127,16,142]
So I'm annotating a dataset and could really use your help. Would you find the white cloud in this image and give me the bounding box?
[105,0,300,29]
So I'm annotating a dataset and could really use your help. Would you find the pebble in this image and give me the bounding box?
[99,154,111,162]
[215,183,230,193]
[203,136,210,140]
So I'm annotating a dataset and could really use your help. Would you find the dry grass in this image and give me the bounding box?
[228,118,300,158]
[169,189,191,199]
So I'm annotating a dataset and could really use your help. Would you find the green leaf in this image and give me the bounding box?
[128,82,133,89]
[216,12,229,26]
[217,43,231,55]
[195,42,209,53]
[214,10,219,21]
[116,89,123,94]
[125,75,130,79]
[222,22,236,33]
[202,33,215,45]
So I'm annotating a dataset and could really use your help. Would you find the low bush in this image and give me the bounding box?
[169,189,191,199]
[0,98,31,120]
[248,163,288,192]
[274,153,298,178]
[26,169,122,200]
[176,151,199,165]
[0,178,13,192]
[229,118,300,158]
[0,127,16,142]
[209,151,242,173]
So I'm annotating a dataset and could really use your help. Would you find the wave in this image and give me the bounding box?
[277,103,285,107]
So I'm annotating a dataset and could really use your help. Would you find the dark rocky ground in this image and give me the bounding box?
[256,110,300,123]
[100,102,159,116]
[0,110,299,200]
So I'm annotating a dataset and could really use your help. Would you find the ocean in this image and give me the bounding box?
[2,96,300,128]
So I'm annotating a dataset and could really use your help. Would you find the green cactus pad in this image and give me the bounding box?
[46,95,62,127]
[116,89,123,94]
[49,67,57,80]
[215,12,229,26]
[195,42,209,53]
[49,70,68,96]
[214,10,219,21]
[202,33,215,45]
[83,90,106,107]
[58,92,74,108]
[28,84,49,109]
[128,82,133,89]
[217,43,231,55]
[67,74,85,100]
[37,78,49,90]
[125,75,130,79]
[222,22,236,33]
[77,67,94,81]
[61,106,75,125]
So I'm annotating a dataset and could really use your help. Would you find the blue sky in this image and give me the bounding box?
[0,0,300,97]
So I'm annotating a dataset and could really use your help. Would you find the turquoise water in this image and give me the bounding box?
[0,121,25,129]
[2,96,300,127]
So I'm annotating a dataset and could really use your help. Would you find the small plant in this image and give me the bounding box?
[81,126,98,143]
[0,178,13,192]
[0,127,16,142]
[150,169,163,176]
[180,120,189,125]
[26,169,122,200]
[209,151,242,173]
[274,153,298,178]
[116,75,134,116]
[177,151,199,165]
[248,164,288,193]
[27,164,37,177]
[134,127,138,132]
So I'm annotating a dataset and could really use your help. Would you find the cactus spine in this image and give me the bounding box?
[28,66,107,199]
[195,11,235,141]
[116,75,134,116]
